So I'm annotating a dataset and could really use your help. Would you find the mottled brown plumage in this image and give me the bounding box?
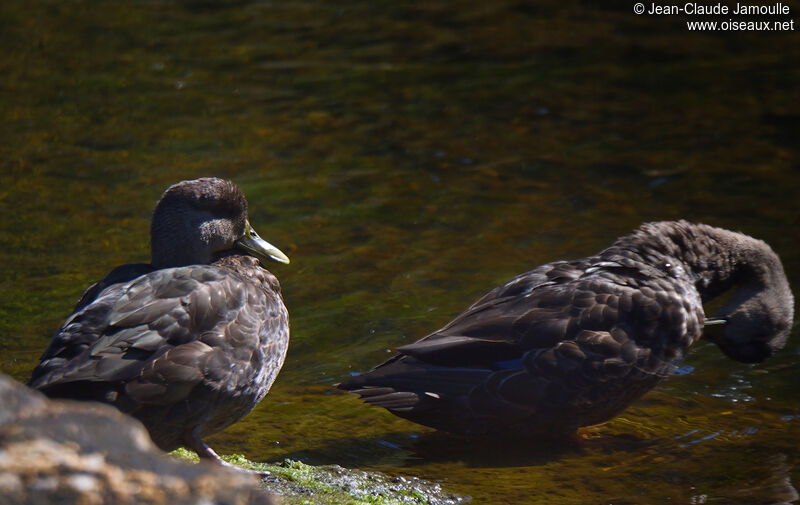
[29,178,290,465]
[339,221,794,436]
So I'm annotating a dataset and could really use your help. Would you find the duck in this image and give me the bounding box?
[339,221,794,437]
[28,177,290,467]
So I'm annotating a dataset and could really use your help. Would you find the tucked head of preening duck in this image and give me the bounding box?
[701,238,793,363]
[339,220,793,437]
[624,221,793,363]
[29,177,291,469]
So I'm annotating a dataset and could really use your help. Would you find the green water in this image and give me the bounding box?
[1,1,799,503]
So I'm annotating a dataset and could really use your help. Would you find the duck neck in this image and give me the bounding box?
[604,221,792,362]
[150,205,215,268]
[632,221,789,304]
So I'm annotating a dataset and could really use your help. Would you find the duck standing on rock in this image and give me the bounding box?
[339,221,794,437]
[29,178,290,466]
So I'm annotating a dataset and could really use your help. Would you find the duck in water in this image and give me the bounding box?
[339,221,793,437]
[29,178,290,467]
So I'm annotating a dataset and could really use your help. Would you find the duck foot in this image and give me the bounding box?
[187,427,270,477]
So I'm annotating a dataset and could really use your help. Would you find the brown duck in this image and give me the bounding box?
[339,221,794,437]
[29,178,290,466]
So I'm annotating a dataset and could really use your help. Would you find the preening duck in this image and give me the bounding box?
[339,221,794,437]
[29,178,290,466]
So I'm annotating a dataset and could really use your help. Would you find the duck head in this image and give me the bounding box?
[708,263,794,363]
[150,177,289,268]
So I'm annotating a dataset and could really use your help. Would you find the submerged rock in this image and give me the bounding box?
[189,455,470,505]
[0,372,275,505]
[260,460,469,505]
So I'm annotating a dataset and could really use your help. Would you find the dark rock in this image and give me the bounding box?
[0,373,276,505]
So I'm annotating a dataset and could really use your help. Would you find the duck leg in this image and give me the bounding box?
[186,426,270,477]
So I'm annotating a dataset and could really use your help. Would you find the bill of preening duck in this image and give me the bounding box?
[339,221,794,437]
[28,178,290,468]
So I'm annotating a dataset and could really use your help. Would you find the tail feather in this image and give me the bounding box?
[338,356,491,397]
[350,387,420,412]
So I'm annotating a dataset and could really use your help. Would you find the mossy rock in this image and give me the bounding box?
[171,449,468,505]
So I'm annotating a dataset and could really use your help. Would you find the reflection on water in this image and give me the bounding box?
[719,453,799,505]
[1,0,798,503]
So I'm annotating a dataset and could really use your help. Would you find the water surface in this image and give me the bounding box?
[1,1,799,503]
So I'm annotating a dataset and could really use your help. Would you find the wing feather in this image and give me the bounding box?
[29,264,277,411]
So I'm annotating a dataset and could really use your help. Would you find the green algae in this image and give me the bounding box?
[170,449,467,505]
